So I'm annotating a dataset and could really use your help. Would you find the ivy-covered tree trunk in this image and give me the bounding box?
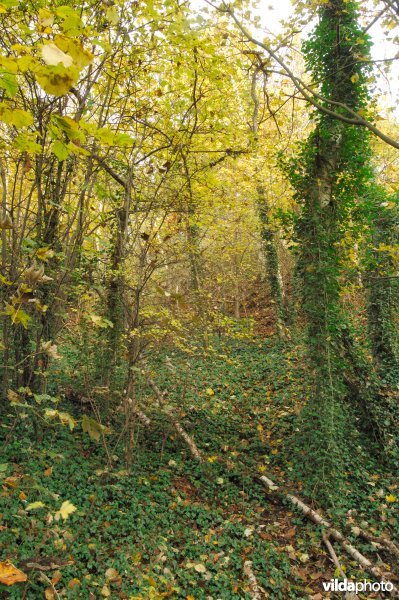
[102,188,130,389]
[257,185,288,336]
[290,0,382,498]
[366,196,399,381]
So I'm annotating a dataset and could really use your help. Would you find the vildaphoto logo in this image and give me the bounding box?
[322,578,394,594]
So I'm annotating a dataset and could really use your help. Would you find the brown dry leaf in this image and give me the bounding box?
[310,572,325,580]
[51,570,62,585]
[0,560,27,586]
[105,567,120,583]
[19,491,27,500]
[44,588,55,599]
[4,477,18,488]
[285,527,296,538]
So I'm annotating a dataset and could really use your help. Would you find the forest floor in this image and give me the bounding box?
[1,337,398,599]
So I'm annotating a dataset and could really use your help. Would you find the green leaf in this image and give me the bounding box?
[51,140,70,161]
[0,72,18,98]
[82,414,106,442]
[106,6,119,25]
[4,304,31,328]
[89,314,114,328]
[55,6,84,35]
[14,133,42,154]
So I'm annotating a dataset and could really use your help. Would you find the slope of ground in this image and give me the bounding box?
[0,337,398,598]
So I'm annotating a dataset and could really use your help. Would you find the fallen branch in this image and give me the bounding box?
[351,526,399,561]
[259,475,399,597]
[146,375,203,462]
[243,560,264,599]
[322,533,359,600]
[322,533,346,579]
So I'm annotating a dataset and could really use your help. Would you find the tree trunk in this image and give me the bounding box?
[257,185,288,335]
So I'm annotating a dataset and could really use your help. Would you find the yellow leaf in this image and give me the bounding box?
[206,388,215,396]
[55,500,77,521]
[386,494,397,503]
[0,104,33,128]
[19,491,27,500]
[36,247,55,262]
[36,65,79,96]
[106,6,119,24]
[26,501,45,511]
[0,560,27,586]
[41,43,73,68]
[68,578,80,589]
[38,8,54,27]
[54,35,94,69]
[351,73,359,83]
